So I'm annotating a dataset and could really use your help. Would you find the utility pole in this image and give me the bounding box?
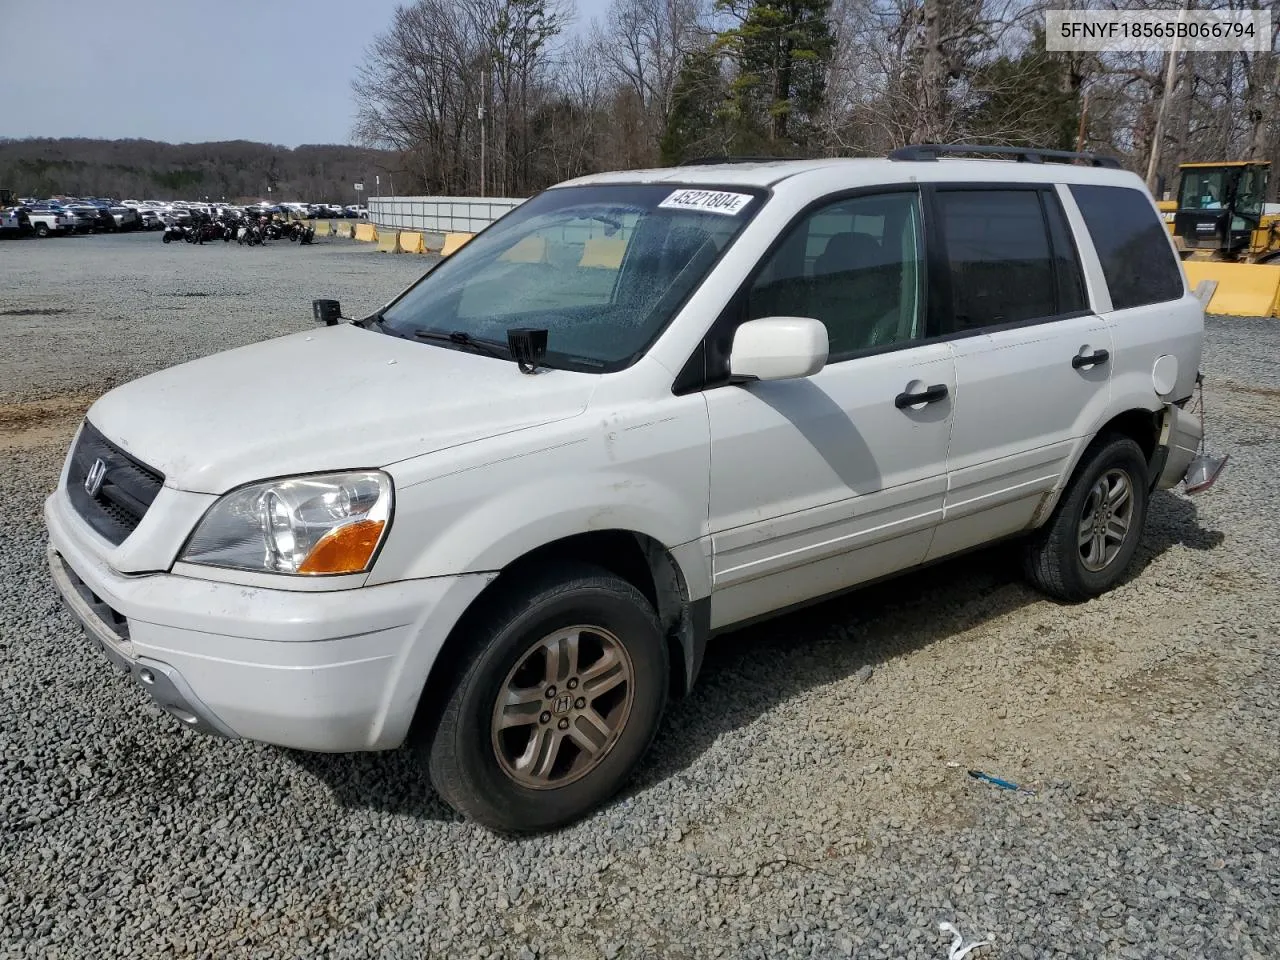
[479,80,487,199]
[1146,4,1188,192]
[1075,92,1090,153]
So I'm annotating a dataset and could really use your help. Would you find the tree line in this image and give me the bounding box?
[353,0,1280,200]
[0,138,395,203]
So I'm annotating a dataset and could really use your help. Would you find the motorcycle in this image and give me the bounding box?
[161,222,188,243]
[279,220,316,243]
[237,218,266,246]
[186,221,215,243]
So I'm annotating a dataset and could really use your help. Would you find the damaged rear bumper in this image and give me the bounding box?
[1151,403,1203,491]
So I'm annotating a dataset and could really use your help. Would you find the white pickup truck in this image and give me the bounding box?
[26,206,77,237]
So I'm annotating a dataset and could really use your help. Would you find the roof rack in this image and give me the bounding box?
[676,155,799,166]
[888,143,1122,169]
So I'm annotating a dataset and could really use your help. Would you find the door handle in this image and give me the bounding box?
[895,383,949,409]
[1072,349,1110,369]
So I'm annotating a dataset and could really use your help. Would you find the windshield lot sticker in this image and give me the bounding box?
[658,189,753,215]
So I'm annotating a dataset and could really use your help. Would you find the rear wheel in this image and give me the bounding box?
[424,564,668,832]
[34,223,49,238]
[1024,434,1149,601]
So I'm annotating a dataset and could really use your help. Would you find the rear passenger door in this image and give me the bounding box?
[925,184,1113,561]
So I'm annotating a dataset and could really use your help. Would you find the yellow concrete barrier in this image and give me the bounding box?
[579,236,627,269]
[398,231,425,254]
[441,232,474,256]
[334,222,353,238]
[313,220,331,237]
[375,230,399,252]
[1183,261,1280,318]
[355,222,378,242]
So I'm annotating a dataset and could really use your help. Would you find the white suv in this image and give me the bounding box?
[46,146,1210,831]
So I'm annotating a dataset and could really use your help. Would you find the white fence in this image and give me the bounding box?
[368,196,526,234]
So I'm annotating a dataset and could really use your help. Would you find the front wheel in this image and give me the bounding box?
[1024,434,1149,601]
[424,564,669,832]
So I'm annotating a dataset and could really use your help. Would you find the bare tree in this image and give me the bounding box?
[342,0,1278,196]
[352,0,486,193]
[593,0,708,164]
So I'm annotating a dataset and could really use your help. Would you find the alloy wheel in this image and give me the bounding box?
[490,625,634,789]
[1078,468,1134,572]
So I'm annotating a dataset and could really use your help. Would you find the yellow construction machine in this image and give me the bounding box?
[1157,160,1280,318]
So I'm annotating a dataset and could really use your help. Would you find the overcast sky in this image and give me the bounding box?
[0,0,604,147]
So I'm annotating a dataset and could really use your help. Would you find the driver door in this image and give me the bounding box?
[703,190,955,629]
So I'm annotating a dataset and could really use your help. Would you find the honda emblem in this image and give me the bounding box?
[84,458,107,497]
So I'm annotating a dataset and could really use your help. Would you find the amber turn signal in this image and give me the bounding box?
[297,519,386,574]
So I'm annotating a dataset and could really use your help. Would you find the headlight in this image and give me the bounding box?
[181,471,393,575]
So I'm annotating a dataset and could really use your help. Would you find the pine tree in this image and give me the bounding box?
[659,48,729,165]
[717,0,834,151]
[965,28,1082,150]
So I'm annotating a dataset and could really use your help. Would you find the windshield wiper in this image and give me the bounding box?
[413,329,511,359]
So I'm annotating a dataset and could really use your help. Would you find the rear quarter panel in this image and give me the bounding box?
[1024,182,1204,524]
[1057,182,1203,413]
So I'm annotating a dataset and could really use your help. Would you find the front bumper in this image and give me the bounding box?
[45,490,494,751]
[49,547,238,738]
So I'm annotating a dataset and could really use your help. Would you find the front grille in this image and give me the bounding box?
[66,421,164,546]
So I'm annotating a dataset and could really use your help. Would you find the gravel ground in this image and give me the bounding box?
[1,232,1277,959]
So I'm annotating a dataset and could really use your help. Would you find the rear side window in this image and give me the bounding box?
[1069,184,1183,310]
[934,189,1084,331]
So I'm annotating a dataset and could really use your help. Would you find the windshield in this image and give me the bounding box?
[378,183,764,371]
[1180,168,1228,211]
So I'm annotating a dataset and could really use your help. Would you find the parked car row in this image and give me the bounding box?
[1,197,143,237]
[276,202,368,219]
[3,196,371,240]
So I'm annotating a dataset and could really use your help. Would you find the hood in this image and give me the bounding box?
[88,325,597,493]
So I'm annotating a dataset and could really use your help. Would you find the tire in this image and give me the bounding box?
[1024,434,1149,602]
[425,563,669,833]
[162,232,172,243]
[34,223,49,238]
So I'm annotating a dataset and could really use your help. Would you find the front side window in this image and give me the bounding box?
[1070,184,1183,310]
[1236,166,1265,218]
[746,191,925,359]
[379,184,763,371]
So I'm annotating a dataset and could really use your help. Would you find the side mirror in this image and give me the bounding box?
[312,298,342,325]
[729,317,828,382]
